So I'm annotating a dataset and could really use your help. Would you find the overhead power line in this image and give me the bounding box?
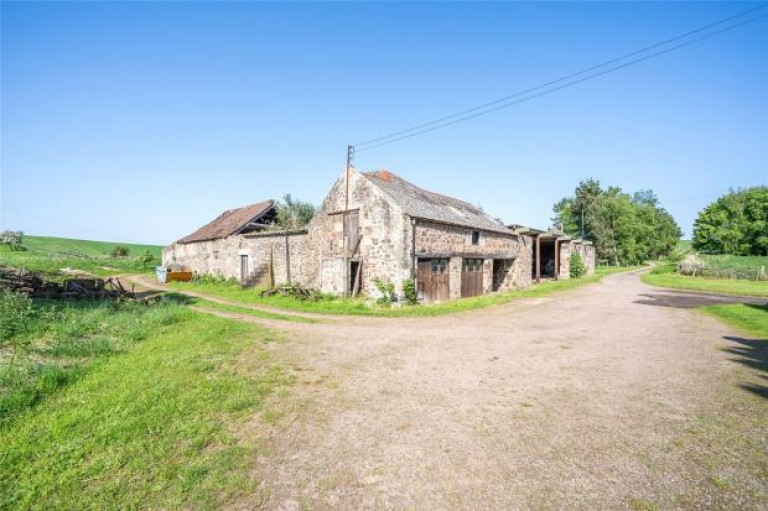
[354,5,767,152]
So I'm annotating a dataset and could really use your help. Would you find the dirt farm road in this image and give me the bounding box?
[129,273,768,509]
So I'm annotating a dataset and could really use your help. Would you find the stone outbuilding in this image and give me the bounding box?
[164,168,594,303]
[510,226,596,282]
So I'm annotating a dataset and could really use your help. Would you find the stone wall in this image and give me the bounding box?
[162,231,308,286]
[572,241,596,276]
[558,241,572,280]
[414,220,531,298]
[303,169,410,297]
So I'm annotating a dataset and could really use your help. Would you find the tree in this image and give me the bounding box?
[274,194,316,230]
[111,246,130,258]
[692,186,768,255]
[553,179,681,265]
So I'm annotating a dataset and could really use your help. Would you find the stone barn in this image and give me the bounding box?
[299,168,531,302]
[164,168,593,302]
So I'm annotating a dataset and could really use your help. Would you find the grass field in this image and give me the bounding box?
[700,303,768,339]
[168,265,645,317]
[0,235,163,276]
[699,253,768,271]
[20,236,161,259]
[642,264,768,298]
[0,299,291,508]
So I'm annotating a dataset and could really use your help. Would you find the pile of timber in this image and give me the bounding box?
[0,266,140,302]
[259,283,323,301]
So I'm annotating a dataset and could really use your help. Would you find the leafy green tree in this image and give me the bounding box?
[553,179,681,265]
[274,194,316,230]
[692,187,768,255]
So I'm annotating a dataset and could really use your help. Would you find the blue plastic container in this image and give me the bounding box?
[155,266,168,284]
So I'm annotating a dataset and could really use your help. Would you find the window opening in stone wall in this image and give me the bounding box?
[471,231,480,245]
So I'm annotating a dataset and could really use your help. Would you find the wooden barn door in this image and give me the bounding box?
[343,211,360,255]
[239,255,249,283]
[418,258,450,303]
[461,258,484,298]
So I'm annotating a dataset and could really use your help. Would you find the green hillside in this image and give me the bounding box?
[0,235,163,276]
[21,235,162,259]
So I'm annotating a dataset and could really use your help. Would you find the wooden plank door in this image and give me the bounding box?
[418,258,450,303]
[461,258,483,298]
[240,254,249,283]
[343,211,360,255]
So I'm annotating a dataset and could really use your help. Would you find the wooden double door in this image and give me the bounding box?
[417,258,450,303]
[461,258,484,298]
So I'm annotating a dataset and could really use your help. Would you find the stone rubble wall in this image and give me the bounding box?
[572,241,596,276]
[558,241,572,280]
[303,169,410,297]
[162,231,308,286]
[414,220,532,297]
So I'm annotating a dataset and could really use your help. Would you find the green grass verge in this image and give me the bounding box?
[164,292,317,324]
[0,235,162,277]
[642,264,768,297]
[700,303,768,339]
[168,265,643,317]
[0,307,291,508]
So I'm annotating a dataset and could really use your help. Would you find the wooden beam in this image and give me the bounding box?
[535,234,541,284]
[554,239,559,281]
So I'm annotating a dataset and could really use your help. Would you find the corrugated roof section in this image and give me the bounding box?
[176,200,275,244]
[362,170,512,235]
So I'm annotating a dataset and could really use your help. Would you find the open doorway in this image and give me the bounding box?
[533,240,557,278]
[492,258,514,291]
[349,260,361,295]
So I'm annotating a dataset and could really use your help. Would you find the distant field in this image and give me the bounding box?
[700,254,768,271]
[0,235,163,276]
[21,236,162,259]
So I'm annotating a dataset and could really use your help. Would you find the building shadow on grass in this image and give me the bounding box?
[722,335,768,400]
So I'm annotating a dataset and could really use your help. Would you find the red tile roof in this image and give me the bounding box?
[176,200,275,244]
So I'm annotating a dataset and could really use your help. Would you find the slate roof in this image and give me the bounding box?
[177,200,275,244]
[362,170,513,235]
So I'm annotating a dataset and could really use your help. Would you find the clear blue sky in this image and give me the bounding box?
[2,2,766,245]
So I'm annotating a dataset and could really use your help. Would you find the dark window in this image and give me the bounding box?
[471,231,480,245]
[431,258,448,274]
[463,258,483,272]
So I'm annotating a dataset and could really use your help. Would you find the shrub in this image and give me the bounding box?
[403,278,418,305]
[373,278,395,307]
[135,249,157,269]
[191,273,239,286]
[111,245,130,258]
[0,230,24,251]
[570,251,585,279]
[677,254,706,276]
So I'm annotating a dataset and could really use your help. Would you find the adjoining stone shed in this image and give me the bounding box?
[163,168,595,303]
